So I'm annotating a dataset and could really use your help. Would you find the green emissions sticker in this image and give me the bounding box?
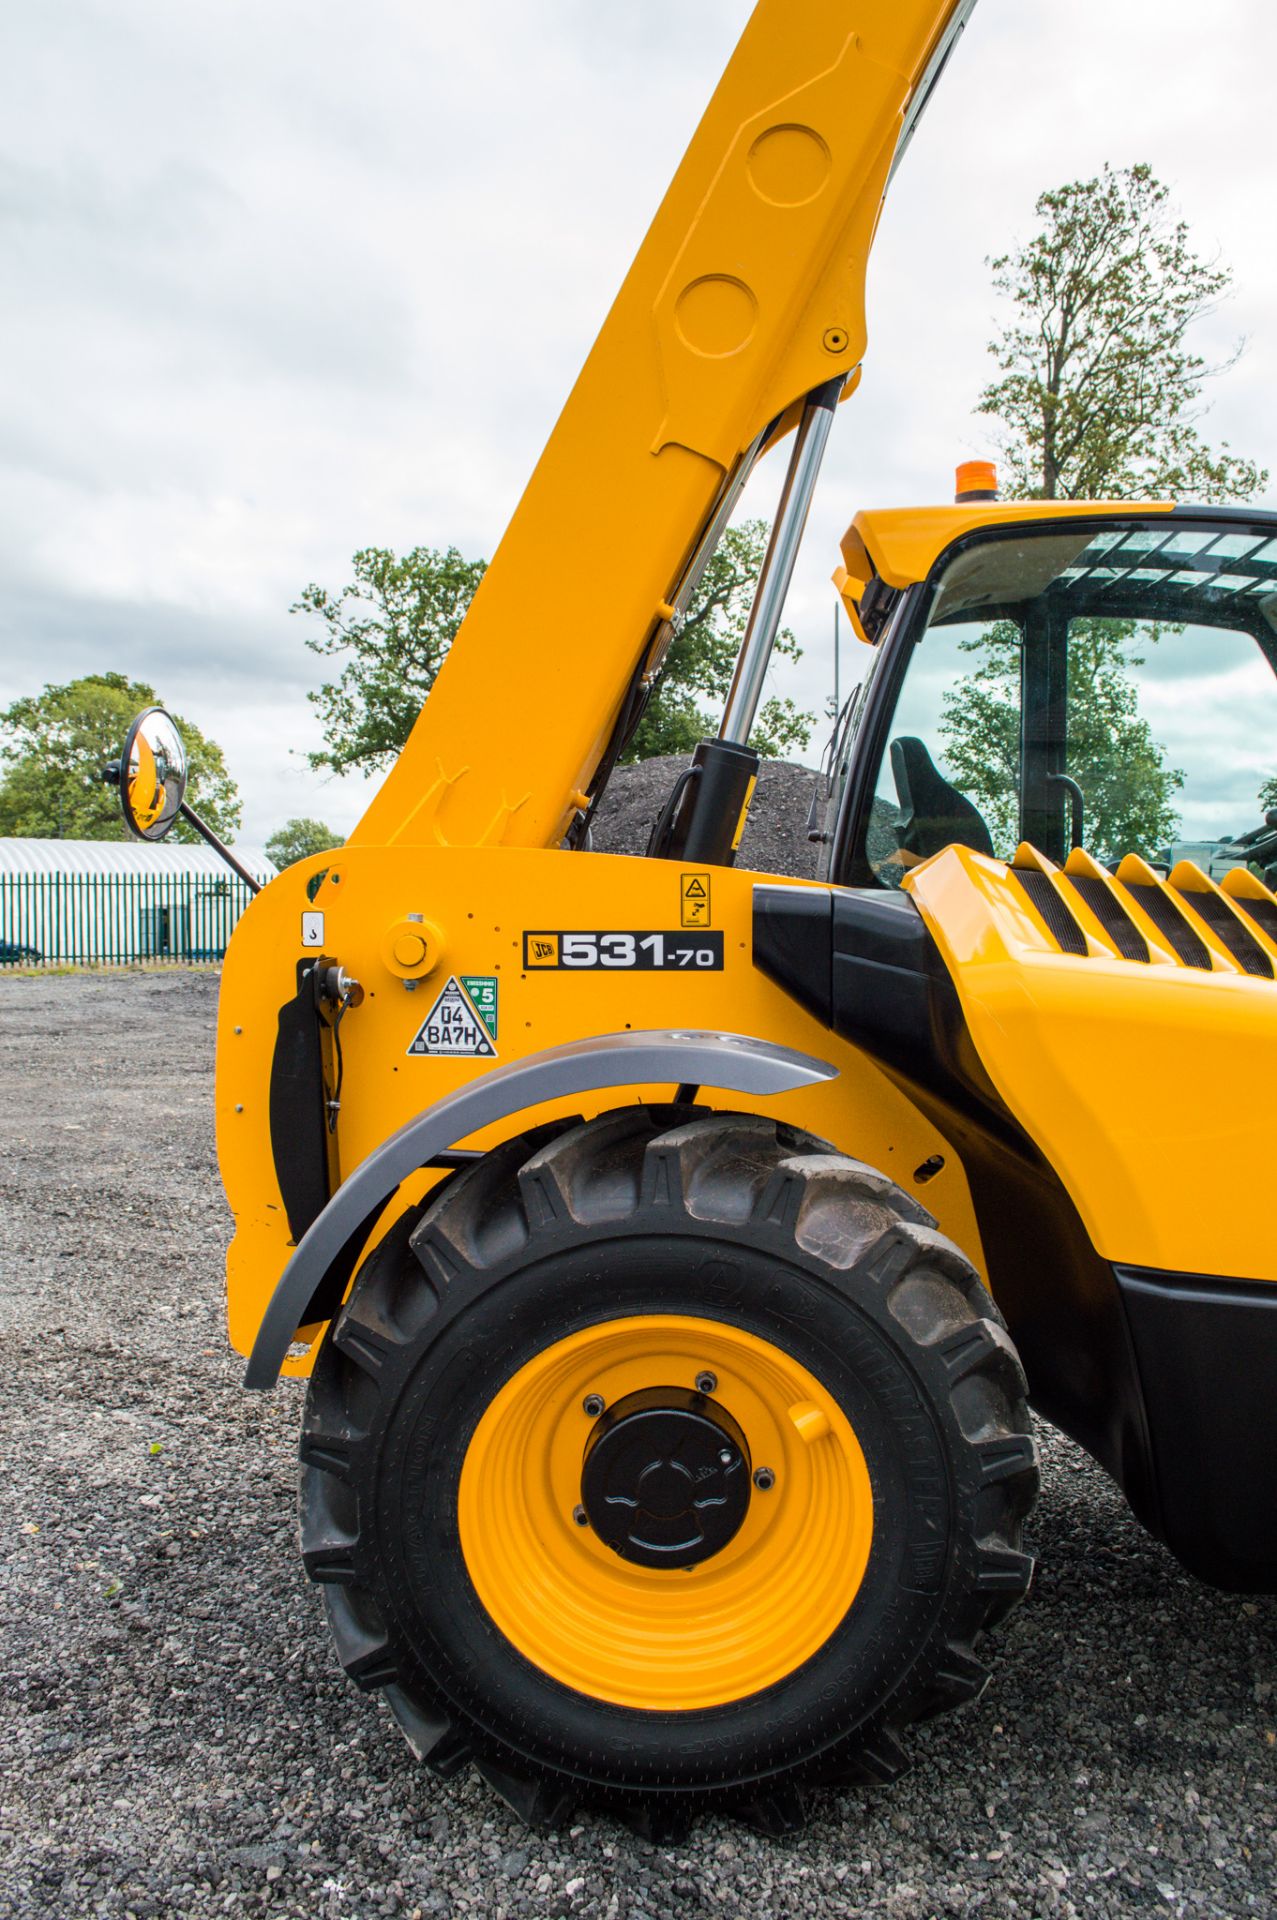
[460,974,498,1043]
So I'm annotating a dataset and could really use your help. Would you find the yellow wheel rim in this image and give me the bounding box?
[457,1314,874,1710]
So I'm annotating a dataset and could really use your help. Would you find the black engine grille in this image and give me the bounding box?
[1065,875,1150,963]
[1230,891,1277,949]
[1121,882,1212,970]
[1176,887,1274,979]
[1011,868,1089,956]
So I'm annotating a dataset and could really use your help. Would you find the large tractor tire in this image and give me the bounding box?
[299,1108,1037,1835]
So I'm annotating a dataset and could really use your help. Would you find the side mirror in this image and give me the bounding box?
[104,707,262,896]
[106,707,188,841]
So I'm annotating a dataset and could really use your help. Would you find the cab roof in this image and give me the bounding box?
[835,500,1277,647]
[843,499,1176,595]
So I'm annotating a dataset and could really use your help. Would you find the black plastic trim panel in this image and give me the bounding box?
[1116,1267,1277,1591]
[752,886,833,1025]
[268,959,332,1245]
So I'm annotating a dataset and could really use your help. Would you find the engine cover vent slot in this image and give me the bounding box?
[1229,890,1277,950]
[1176,886,1274,979]
[1064,876,1149,964]
[1011,868,1088,956]
[1119,882,1212,971]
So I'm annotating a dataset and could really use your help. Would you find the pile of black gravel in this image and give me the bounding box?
[590,754,820,878]
[0,967,1273,1920]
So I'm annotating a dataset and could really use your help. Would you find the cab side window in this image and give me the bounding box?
[863,618,1021,888]
[840,522,1277,888]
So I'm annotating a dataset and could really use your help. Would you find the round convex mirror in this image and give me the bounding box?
[118,707,188,841]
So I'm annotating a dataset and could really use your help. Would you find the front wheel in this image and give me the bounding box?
[299,1108,1038,1834]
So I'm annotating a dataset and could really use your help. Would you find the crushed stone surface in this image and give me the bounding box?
[0,962,1273,1915]
[590,754,821,876]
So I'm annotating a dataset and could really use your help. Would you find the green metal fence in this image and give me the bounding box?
[0,871,259,968]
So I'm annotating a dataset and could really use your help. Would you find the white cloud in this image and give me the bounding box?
[2,0,1276,838]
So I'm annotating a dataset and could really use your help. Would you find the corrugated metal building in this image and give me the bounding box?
[0,838,277,966]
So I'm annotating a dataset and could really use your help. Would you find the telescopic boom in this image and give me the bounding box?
[351,0,977,855]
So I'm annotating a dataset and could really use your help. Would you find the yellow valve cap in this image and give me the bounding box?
[955,459,998,502]
[788,1400,831,1445]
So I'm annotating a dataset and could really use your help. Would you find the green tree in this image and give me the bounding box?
[940,620,1183,865]
[298,546,487,777]
[0,673,240,843]
[1260,774,1277,816]
[943,165,1265,863]
[297,523,812,775]
[980,163,1266,503]
[266,817,342,869]
[622,522,812,761]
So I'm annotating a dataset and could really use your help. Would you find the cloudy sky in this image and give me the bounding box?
[4,0,1276,844]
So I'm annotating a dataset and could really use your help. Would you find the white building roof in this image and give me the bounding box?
[0,837,278,883]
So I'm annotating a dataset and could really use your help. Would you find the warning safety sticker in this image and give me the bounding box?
[407,975,498,1058]
[680,871,711,927]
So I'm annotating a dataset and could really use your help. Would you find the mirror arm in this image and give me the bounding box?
[178,802,262,895]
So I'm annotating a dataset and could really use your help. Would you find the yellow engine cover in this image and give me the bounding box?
[905,843,1277,1285]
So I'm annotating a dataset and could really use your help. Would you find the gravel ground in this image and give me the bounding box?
[0,787,1274,1917]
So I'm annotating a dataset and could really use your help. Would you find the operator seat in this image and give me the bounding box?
[890,736,995,863]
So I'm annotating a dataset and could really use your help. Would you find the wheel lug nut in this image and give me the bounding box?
[582,1394,605,1417]
[695,1371,717,1395]
[718,1449,733,1467]
[572,1504,589,1527]
[753,1466,776,1492]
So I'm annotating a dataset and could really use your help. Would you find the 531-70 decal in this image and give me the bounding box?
[523,931,724,971]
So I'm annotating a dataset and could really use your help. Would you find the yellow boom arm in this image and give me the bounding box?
[352,0,974,855]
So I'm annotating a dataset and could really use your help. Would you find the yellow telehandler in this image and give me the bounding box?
[111,0,1277,1837]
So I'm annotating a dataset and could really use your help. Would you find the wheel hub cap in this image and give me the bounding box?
[580,1387,751,1568]
[458,1315,874,1710]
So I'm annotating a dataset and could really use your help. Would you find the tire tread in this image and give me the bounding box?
[299,1106,1038,1831]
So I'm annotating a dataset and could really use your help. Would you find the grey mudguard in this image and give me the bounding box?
[244,1027,836,1389]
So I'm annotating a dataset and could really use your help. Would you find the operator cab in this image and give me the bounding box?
[825,484,1277,892]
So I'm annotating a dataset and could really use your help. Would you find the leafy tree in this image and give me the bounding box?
[1260,774,1277,817]
[940,619,1183,865]
[943,165,1264,864]
[297,524,812,775]
[980,163,1266,503]
[622,522,812,761]
[298,546,487,777]
[266,817,342,869]
[0,672,240,843]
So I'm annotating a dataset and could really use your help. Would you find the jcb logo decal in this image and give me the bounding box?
[526,934,560,967]
[681,871,711,927]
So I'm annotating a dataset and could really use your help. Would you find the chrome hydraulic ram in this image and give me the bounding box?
[720,374,845,747]
[651,374,845,868]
